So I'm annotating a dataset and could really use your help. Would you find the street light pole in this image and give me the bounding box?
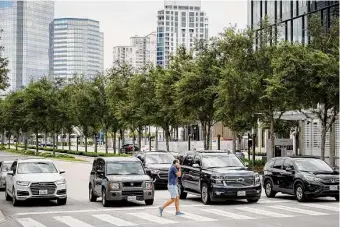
[252,128,256,167]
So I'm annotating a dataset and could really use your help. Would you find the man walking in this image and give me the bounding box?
[159,159,184,216]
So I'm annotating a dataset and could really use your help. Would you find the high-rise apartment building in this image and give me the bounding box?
[50,18,104,80]
[112,32,157,70]
[0,1,54,93]
[156,0,208,67]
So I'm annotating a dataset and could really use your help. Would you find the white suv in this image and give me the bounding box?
[5,159,67,206]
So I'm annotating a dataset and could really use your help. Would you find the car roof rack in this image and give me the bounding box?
[288,156,320,159]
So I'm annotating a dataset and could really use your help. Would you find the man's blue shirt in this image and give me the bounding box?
[168,165,178,185]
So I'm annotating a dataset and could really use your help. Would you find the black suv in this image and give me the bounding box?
[178,150,261,204]
[134,151,174,187]
[263,156,339,202]
[89,157,154,207]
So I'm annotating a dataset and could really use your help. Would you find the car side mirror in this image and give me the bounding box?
[192,163,200,168]
[333,166,339,171]
[59,169,65,174]
[7,170,13,176]
[97,169,104,175]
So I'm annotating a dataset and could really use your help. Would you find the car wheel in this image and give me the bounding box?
[178,183,187,199]
[201,183,211,205]
[102,188,109,207]
[295,183,307,202]
[145,199,154,205]
[264,180,277,198]
[335,195,339,201]
[12,188,18,206]
[89,185,97,202]
[5,188,11,201]
[57,197,67,205]
[247,199,259,203]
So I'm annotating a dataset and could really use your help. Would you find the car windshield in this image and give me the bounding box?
[295,159,333,172]
[145,154,174,164]
[1,163,12,172]
[202,154,245,168]
[17,162,58,174]
[106,161,145,175]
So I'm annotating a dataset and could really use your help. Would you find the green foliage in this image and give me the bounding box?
[0,29,9,91]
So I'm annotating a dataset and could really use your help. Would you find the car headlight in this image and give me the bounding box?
[145,182,153,189]
[212,175,224,184]
[55,179,66,185]
[109,182,120,190]
[150,169,160,174]
[16,181,30,186]
[254,174,261,185]
[304,174,321,182]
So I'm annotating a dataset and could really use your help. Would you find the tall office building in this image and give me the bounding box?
[0,1,54,93]
[112,32,157,70]
[156,0,208,67]
[50,18,104,80]
[248,0,339,47]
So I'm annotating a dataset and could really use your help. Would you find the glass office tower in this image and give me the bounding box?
[0,1,54,93]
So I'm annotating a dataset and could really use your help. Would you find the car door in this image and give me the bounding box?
[281,159,295,193]
[181,152,194,190]
[271,158,284,191]
[191,154,202,192]
[90,159,97,193]
[6,161,17,192]
[95,159,105,194]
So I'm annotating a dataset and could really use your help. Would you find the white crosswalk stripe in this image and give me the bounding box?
[165,211,217,222]
[299,203,340,212]
[128,212,178,224]
[237,207,294,218]
[203,208,255,219]
[93,214,138,226]
[16,218,46,227]
[54,216,94,227]
[269,205,328,216]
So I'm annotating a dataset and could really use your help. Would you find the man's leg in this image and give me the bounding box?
[175,196,180,212]
[162,198,176,210]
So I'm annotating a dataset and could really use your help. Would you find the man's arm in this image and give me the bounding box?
[175,166,181,177]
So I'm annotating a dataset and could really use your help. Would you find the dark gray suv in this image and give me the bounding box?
[89,157,154,207]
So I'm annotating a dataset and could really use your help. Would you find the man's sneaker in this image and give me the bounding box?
[158,207,163,217]
[176,211,185,215]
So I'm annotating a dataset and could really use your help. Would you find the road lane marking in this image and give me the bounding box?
[268,205,328,216]
[202,209,255,219]
[257,200,290,204]
[93,214,137,226]
[16,218,46,227]
[54,216,94,227]
[14,204,205,216]
[237,207,293,218]
[165,211,216,222]
[128,212,178,224]
[298,203,340,212]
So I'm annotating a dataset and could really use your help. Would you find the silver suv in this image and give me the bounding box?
[89,157,154,207]
[5,159,67,206]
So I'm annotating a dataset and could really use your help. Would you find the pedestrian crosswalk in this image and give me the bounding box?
[14,202,339,227]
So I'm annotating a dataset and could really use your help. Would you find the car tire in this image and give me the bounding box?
[145,199,154,205]
[295,183,307,202]
[12,188,18,206]
[89,185,97,202]
[57,197,67,205]
[335,195,339,201]
[5,188,11,201]
[178,183,187,199]
[247,199,259,203]
[201,183,211,205]
[102,188,109,207]
[264,180,277,198]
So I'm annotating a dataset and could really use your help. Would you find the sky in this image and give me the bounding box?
[55,0,248,68]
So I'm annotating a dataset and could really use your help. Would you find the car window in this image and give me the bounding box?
[97,159,105,172]
[193,154,202,166]
[92,160,97,172]
[106,161,145,175]
[145,153,174,164]
[294,159,333,172]
[283,159,295,170]
[264,160,275,170]
[11,161,17,174]
[1,163,11,172]
[17,162,58,174]
[202,154,244,168]
[183,152,194,166]
[273,159,284,169]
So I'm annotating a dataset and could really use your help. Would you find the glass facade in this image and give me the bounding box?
[0,1,54,93]
[248,0,339,46]
[50,18,104,80]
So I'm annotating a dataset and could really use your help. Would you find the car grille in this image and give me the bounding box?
[30,182,56,195]
[122,190,144,196]
[321,178,340,185]
[158,171,168,179]
[123,182,143,187]
[224,176,254,187]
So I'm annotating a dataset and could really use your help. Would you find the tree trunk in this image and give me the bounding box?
[155,127,158,150]
[52,132,56,156]
[132,133,136,152]
[232,131,237,153]
[15,133,18,150]
[35,133,39,153]
[56,133,59,150]
[320,125,326,161]
[105,131,108,154]
[202,122,207,150]
[329,123,335,167]
[68,132,71,152]
[164,126,170,152]
[24,131,28,150]
[138,126,142,150]
[1,130,5,145]
[113,132,117,154]
[120,129,125,146]
[207,122,212,150]
[148,126,152,151]
[8,132,10,149]
[270,116,275,158]
[44,132,47,148]
[94,135,98,153]
[85,136,88,153]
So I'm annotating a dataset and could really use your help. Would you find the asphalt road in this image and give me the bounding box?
[0,151,339,227]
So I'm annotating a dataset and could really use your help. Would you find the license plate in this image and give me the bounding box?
[127,196,136,201]
[39,190,48,195]
[237,191,246,196]
[330,185,338,191]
